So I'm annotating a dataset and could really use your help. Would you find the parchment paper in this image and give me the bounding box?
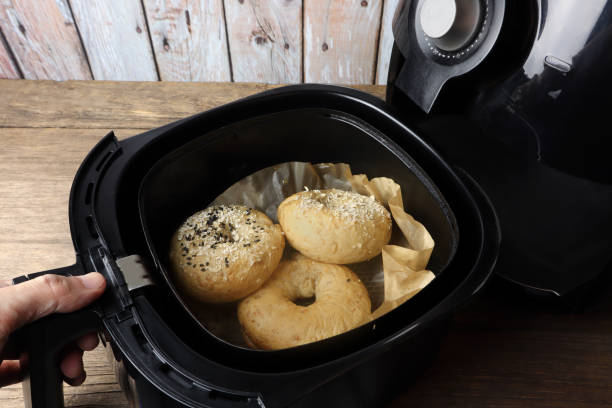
[188,162,435,346]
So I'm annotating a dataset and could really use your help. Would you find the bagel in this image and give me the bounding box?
[238,254,371,350]
[169,205,284,303]
[277,189,392,264]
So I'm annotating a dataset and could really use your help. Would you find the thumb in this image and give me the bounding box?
[0,273,106,338]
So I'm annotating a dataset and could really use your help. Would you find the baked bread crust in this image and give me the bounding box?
[169,205,284,303]
[238,254,371,350]
[278,189,392,264]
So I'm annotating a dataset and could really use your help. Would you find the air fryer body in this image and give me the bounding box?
[387,0,612,301]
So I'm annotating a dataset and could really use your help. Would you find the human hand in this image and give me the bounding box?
[0,272,106,387]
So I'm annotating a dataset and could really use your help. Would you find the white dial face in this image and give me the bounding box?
[420,0,457,39]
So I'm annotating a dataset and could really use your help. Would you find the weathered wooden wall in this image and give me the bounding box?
[304,0,382,84]
[70,0,158,81]
[143,0,231,81]
[0,0,400,84]
[0,0,91,80]
[0,31,19,78]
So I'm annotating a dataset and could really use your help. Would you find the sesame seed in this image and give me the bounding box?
[175,204,273,275]
[296,189,389,223]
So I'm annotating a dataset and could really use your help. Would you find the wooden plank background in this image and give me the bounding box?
[376,0,400,84]
[0,0,401,84]
[142,0,231,81]
[69,0,158,81]
[224,0,302,83]
[0,0,91,80]
[0,29,19,78]
[304,0,382,84]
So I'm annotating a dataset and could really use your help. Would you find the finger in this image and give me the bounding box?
[76,332,99,351]
[0,273,106,341]
[60,347,84,381]
[0,360,24,387]
[64,370,86,387]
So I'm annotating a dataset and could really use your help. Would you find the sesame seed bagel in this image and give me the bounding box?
[237,254,371,350]
[169,205,284,303]
[277,189,392,264]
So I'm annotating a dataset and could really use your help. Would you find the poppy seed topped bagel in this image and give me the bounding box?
[169,205,284,303]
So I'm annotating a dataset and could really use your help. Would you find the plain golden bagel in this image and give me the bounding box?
[277,189,392,264]
[169,205,284,303]
[237,254,371,350]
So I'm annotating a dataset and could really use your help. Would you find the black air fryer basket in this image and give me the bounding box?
[15,85,500,408]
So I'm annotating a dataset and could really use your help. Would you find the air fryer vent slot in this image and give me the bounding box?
[207,389,257,406]
[96,150,113,172]
[160,363,192,389]
[85,182,94,205]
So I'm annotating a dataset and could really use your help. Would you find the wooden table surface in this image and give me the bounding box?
[0,80,611,408]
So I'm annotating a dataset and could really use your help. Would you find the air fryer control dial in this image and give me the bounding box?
[420,0,482,51]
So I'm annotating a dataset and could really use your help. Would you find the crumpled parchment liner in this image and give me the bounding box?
[194,162,435,346]
[213,163,355,223]
[349,175,435,319]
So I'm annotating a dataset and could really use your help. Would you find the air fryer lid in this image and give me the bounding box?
[391,0,506,112]
[17,85,500,408]
[388,0,612,301]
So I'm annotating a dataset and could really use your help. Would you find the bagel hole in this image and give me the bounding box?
[293,295,316,307]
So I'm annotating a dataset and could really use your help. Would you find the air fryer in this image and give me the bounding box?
[12,0,612,407]
[388,0,612,301]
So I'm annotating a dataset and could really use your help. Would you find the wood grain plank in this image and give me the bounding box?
[0,127,142,281]
[0,0,91,80]
[0,346,129,408]
[142,0,231,82]
[69,0,158,81]
[304,0,383,84]
[224,0,302,83]
[376,0,400,84]
[389,289,612,408]
[63,346,130,408]
[0,31,19,78]
[0,80,386,129]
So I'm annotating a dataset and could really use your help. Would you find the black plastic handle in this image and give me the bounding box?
[11,264,102,408]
